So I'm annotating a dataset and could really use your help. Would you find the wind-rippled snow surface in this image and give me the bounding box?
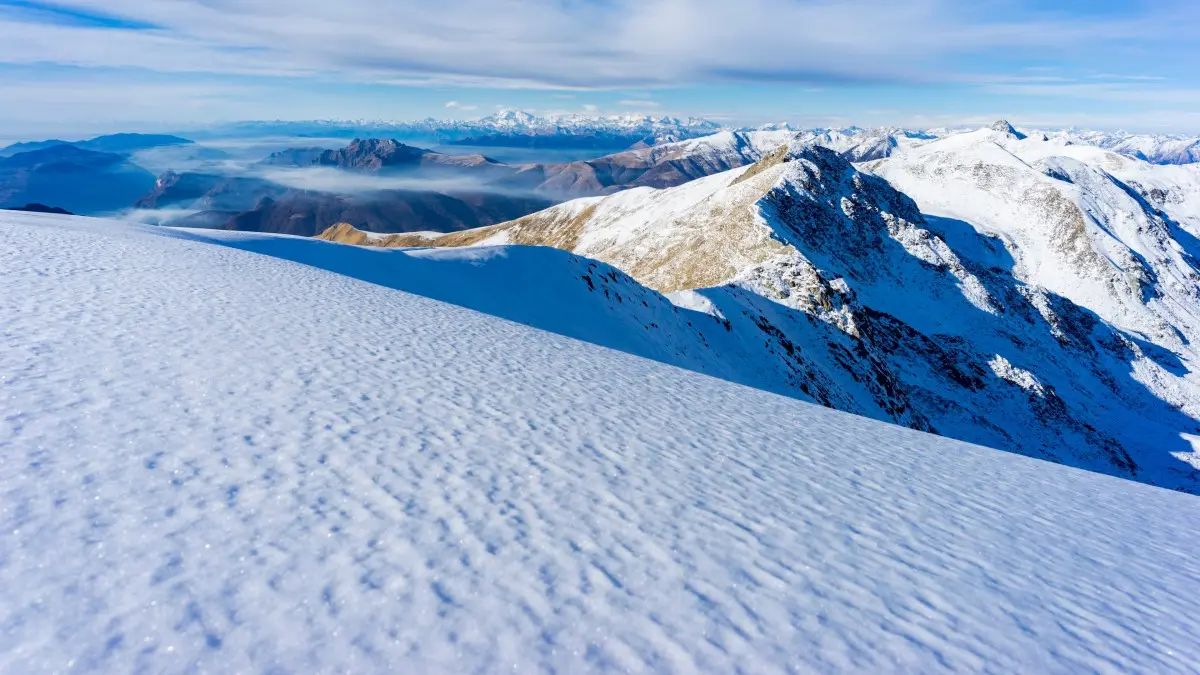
[2,213,1199,673]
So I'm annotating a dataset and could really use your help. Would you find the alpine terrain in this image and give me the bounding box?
[2,211,1199,672]
[321,123,1200,492]
[5,0,1199,670]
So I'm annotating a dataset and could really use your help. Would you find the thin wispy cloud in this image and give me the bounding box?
[258,166,520,195]
[0,0,1192,88]
[617,99,660,108]
[1085,74,1169,82]
[0,0,1197,132]
[981,82,1200,105]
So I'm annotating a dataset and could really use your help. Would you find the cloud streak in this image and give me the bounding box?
[2,0,1199,133]
[0,0,1192,89]
[256,166,545,198]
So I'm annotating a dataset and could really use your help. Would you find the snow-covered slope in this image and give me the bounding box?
[487,130,795,200]
[324,142,1200,491]
[635,129,793,170]
[870,124,1200,352]
[1041,128,1200,165]
[1009,137,1200,237]
[653,124,1200,167]
[640,126,936,167]
[764,124,1200,166]
[3,211,1200,673]
[792,127,939,162]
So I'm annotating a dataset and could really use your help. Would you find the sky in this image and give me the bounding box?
[1,0,1198,139]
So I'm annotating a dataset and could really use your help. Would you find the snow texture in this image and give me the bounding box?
[2,211,1200,673]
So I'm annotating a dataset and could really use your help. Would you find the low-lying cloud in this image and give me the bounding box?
[122,207,202,225]
[258,166,518,195]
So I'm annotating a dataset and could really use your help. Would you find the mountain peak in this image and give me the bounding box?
[314,138,433,171]
[988,119,1027,140]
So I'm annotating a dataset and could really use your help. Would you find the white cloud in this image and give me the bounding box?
[0,0,1192,90]
[581,104,598,112]
[257,166,510,194]
[444,100,478,111]
[1,0,1198,133]
[981,82,1200,105]
[1085,74,1169,82]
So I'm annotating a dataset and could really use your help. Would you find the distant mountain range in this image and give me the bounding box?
[6,118,1199,222]
[197,111,724,148]
[136,135,783,234]
[1037,128,1200,165]
[0,144,156,214]
[0,133,196,213]
[1,203,73,215]
[5,117,1199,167]
[186,112,1200,165]
[130,120,1200,235]
[0,133,193,158]
[136,140,554,236]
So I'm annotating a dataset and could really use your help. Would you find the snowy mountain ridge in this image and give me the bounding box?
[321,131,1200,492]
[182,113,1200,164]
[205,112,724,146]
[1034,127,1200,165]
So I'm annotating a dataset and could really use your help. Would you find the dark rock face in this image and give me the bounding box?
[988,119,1027,140]
[314,139,432,171]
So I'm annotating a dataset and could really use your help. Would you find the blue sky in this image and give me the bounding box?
[0,0,1198,139]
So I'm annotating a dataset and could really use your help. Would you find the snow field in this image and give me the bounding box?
[1,213,1199,673]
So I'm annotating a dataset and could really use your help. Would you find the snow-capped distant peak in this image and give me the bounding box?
[481,109,540,128]
[756,122,795,132]
[471,109,723,136]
